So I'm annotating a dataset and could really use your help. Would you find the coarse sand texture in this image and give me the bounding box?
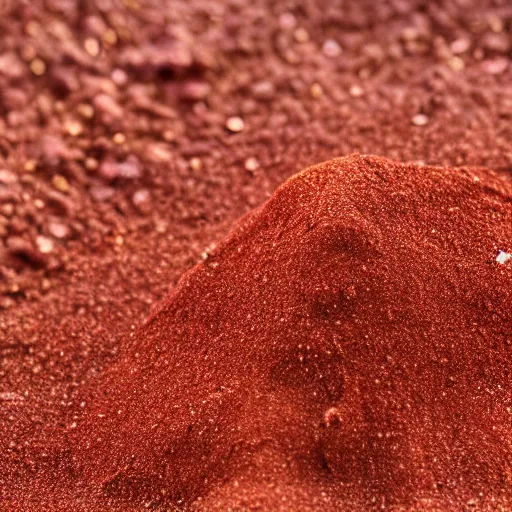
[64,155,512,511]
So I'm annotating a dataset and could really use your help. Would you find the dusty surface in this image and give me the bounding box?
[1,0,512,510]
[7,155,512,511]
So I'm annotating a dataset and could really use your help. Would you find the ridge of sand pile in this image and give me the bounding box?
[69,155,511,510]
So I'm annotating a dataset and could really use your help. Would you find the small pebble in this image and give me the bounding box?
[0,170,18,184]
[0,297,15,309]
[132,189,151,212]
[349,85,364,97]
[450,38,470,54]
[84,38,100,57]
[113,133,126,145]
[77,103,95,119]
[99,157,141,181]
[36,235,54,254]
[412,114,429,126]
[244,157,260,173]
[226,116,245,133]
[52,175,70,193]
[111,68,128,86]
[189,158,202,171]
[322,39,342,58]
[1,204,14,216]
[30,58,46,76]
[85,157,99,171]
[279,12,297,30]
[103,28,118,45]
[65,120,83,137]
[448,56,465,72]
[481,58,508,75]
[488,15,504,33]
[93,94,123,119]
[48,222,70,239]
[496,250,511,265]
[310,83,323,99]
[294,28,310,43]
[90,185,115,202]
[24,160,37,173]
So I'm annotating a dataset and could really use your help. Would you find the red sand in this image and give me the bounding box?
[20,155,507,510]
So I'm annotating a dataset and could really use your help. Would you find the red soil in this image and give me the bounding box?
[27,155,512,510]
[2,1,512,510]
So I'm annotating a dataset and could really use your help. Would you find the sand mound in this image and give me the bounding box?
[71,155,512,510]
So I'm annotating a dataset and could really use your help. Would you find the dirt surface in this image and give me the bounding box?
[1,0,512,510]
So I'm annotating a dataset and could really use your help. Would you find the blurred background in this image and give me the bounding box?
[1,0,512,301]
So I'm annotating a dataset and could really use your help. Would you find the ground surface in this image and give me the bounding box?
[1,0,512,510]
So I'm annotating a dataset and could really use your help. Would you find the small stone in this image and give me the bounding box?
[412,114,429,126]
[132,189,151,212]
[36,235,54,254]
[48,222,70,239]
[0,170,17,184]
[93,94,123,119]
[84,38,100,57]
[64,119,83,137]
[310,83,323,99]
[148,144,171,162]
[0,297,15,309]
[162,130,175,142]
[450,38,471,55]
[1,204,14,216]
[111,68,128,86]
[496,250,511,265]
[252,81,275,100]
[349,85,364,97]
[103,28,118,45]
[77,103,95,119]
[90,185,115,201]
[9,283,20,294]
[279,12,296,30]
[34,199,45,209]
[481,33,510,53]
[30,58,46,76]
[112,133,126,145]
[25,21,41,37]
[115,235,124,246]
[481,58,508,75]
[22,45,36,62]
[85,157,99,171]
[189,158,202,171]
[24,160,37,173]
[488,15,504,33]
[226,116,245,133]
[41,278,51,291]
[99,157,141,181]
[52,174,70,193]
[244,157,260,173]
[322,39,342,58]
[401,27,419,41]
[294,28,310,43]
[447,56,465,72]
